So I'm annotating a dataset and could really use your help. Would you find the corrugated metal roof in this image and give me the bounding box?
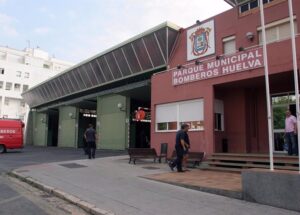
[23,21,180,108]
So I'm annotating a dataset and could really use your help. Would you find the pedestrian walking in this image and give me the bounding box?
[169,124,190,172]
[84,124,97,159]
[284,110,298,156]
[182,130,190,171]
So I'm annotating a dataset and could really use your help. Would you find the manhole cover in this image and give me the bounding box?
[59,163,87,169]
[142,166,160,170]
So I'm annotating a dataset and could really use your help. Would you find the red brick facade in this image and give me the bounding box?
[151,0,300,156]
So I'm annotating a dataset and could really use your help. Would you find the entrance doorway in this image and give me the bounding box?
[272,92,296,153]
[129,99,151,148]
[214,76,269,154]
[131,120,150,148]
[119,84,151,149]
[47,109,59,147]
[77,109,96,148]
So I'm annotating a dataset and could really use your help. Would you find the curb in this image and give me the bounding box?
[8,171,114,215]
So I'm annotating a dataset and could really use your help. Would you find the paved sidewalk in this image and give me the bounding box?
[143,169,242,199]
[13,156,300,215]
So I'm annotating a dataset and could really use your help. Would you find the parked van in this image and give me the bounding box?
[0,119,24,153]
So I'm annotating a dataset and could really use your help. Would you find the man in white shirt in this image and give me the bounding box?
[285,110,298,156]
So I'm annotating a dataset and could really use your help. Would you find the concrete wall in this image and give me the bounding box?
[151,83,215,157]
[57,106,78,148]
[24,111,34,145]
[97,94,129,150]
[32,112,47,146]
[242,169,300,212]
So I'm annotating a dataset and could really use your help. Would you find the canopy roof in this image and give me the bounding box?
[23,22,180,108]
[224,0,251,6]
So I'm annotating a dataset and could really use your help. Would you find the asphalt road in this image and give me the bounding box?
[0,145,126,215]
[0,145,126,172]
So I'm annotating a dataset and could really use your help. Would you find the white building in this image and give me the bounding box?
[0,46,73,121]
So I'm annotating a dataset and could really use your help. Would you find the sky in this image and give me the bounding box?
[0,0,231,64]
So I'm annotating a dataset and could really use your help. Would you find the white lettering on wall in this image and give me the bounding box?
[172,47,264,86]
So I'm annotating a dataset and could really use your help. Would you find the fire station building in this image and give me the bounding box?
[23,0,300,157]
[151,0,300,156]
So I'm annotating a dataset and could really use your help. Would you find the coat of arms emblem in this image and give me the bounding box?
[189,27,212,57]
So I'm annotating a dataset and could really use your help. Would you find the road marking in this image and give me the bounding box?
[0,195,22,205]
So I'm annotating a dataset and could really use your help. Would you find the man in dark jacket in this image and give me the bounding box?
[169,124,190,172]
[84,124,97,159]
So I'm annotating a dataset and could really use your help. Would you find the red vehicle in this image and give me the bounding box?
[0,119,24,153]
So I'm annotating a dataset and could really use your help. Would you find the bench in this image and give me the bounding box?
[170,151,205,168]
[158,143,168,163]
[189,152,206,167]
[128,148,158,164]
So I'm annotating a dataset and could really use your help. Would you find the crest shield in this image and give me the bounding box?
[190,27,211,57]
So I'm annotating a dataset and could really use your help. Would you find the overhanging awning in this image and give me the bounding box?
[23,21,180,108]
[224,0,251,6]
[36,79,151,112]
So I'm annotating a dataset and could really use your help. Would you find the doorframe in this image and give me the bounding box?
[271,91,296,153]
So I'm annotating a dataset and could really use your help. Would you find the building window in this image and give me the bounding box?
[24,72,30,78]
[178,100,204,130]
[240,3,249,13]
[43,64,50,69]
[250,0,258,9]
[223,36,236,55]
[0,68,4,75]
[5,82,12,91]
[0,81,3,89]
[156,99,204,132]
[4,98,9,106]
[14,83,21,92]
[156,102,178,131]
[16,71,22,77]
[214,99,224,131]
[240,0,274,13]
[22,85,29,92]
[258,19,298,44]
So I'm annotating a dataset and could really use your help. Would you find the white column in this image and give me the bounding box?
[288,0,300,172]
[259,0,274,171]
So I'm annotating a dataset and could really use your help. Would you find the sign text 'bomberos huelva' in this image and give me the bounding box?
[173,47,264,86]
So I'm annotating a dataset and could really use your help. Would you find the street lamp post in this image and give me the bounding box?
[259,0,274,171]
[288,0,300,172]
